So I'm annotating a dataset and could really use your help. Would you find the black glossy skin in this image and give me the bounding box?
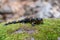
[5,18,43,26]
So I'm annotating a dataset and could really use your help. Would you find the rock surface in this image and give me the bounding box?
[0,0,60,22]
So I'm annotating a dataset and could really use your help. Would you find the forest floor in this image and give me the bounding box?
[0,19,60,40]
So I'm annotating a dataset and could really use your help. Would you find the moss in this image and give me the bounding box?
[0,19,60,40]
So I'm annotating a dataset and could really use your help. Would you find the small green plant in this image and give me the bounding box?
[0,19,60,40]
